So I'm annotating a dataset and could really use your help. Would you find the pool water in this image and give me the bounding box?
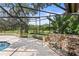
[0,41,10,51]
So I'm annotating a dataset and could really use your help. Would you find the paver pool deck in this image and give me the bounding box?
[0,35,59,56]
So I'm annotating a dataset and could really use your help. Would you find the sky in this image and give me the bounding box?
[43,3,65,14]
[29,3,65,25]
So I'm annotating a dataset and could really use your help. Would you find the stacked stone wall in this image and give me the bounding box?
[43,34,79,55]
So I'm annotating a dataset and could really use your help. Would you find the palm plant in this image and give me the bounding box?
[47,14,79,35]
[47,15,72,34]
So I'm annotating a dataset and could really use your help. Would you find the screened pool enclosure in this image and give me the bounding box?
[0,3,79,37]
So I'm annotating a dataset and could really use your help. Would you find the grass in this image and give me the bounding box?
[0,29,51,38]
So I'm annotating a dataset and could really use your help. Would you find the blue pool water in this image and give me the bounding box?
[0,41,10,51]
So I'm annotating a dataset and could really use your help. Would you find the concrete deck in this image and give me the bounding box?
[0,35,59,56]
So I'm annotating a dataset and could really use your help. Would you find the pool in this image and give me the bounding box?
[0,41,10,51]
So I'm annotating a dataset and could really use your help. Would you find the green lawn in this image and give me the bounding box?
[0,29,52,38]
